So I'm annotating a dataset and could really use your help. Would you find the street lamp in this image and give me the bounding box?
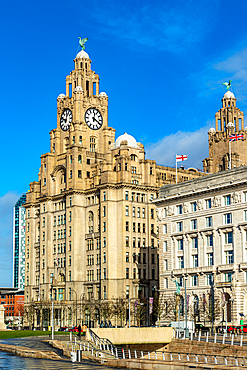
[72,289,78,326]
[184,276,188,338]
[80,293,85,324]
[51,297,54,340]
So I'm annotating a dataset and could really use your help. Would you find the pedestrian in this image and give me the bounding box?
[78,324,81,338]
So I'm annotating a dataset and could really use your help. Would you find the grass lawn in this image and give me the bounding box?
[0,330,70,340]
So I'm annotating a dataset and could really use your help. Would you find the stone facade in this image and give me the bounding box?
[24,48,204,328]
[154,166,247,327]
[203,91,247,173]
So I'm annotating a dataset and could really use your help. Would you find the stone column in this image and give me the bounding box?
[0,305,6,329]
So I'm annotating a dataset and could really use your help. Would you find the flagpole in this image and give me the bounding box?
[229,140,231,170]
[176,155,178,184]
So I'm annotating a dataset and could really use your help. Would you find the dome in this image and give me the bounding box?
[74,86,84,93]
[99,92,108,97]
[76,50,89,59]
[245,126,247,131]
[208,127,216,133]
[115,132,138,148]
[57,93,65,99]
[223,91,235,99]
[227,122,234,127]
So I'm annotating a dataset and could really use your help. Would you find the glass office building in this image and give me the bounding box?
[13,194,26,289]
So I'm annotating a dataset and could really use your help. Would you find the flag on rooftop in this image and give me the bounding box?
[176,154,188,162]
[229,134,244,142]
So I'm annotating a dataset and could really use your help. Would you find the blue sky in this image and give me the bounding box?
[1,0,247,286]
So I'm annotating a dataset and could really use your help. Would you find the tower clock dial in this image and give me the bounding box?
[85,108,103,130]
[60,109,73,131]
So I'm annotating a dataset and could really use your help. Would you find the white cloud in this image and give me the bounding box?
[145,123,212,170]
[86,0,218,53]
[0,192,20,287]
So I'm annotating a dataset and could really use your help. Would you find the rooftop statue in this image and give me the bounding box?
[78,37,88,50]
[222,80,232,91]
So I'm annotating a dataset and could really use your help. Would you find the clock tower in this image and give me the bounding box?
[24,41,204,329]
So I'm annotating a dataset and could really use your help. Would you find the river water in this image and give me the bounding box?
[0,336,129,370]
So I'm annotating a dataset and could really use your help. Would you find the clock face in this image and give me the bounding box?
[85,108,103,130]
[60,109,73,131]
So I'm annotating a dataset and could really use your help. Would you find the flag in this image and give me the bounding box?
[176,154,188,162]
[229,134,244,142]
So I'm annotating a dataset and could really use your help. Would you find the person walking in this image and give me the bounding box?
[78,324,82,338]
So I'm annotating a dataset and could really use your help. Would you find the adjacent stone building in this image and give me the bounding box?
[154,166,247,327]
[23,46,204,328]
[203,91,247,173]
[13,194,26,290]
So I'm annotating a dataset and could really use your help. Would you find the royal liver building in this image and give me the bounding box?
[24,42,203,328]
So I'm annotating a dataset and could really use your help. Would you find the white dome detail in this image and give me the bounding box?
[223,91,235,99]
[208,127,216,133]
[245,126,247,131]
[57,93,65,99]
[99,92,108,97]
[227,122,234,127]
[115,132,138,148]
[74,86,84,93]
[76,50,89,59]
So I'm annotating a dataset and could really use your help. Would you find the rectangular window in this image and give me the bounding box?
[126,221,129,231]
[178,239,183,250]
[207,274,214,285]
[192,237,198,249]
[133,207,136,217]
[133,237,136,248]
[142,208,145,218]
[245,210,247,221]
[151,209,154,219]
[126,268,129,279]
[125,191,128,200]
[138,223,141,233]
[164,241,167,251]
[191,219,197,230]
[143,238,146,248]
[225,250,234,264]
[207,253,214,266]
[133,222,136,232]
[126,252,129,262]
[103,268,106,279]
[142,223,146,233]
[164,259,168,270]
[143,253,146,264]
[192,275,198,286]
[206,234,213,247]
[163,224,167,233]
[225,232,233,244]
[103,222,106,232]
[191,202,197,212]
[225,273,232,282]
[125,206,129,216]
[205,199,212,209]
[224,213,232,224]
[137,207,140,218]
[206,216,212,228]
[177,222,183,232]
[178,256,184,269]
[103,192,106,201]
[192,254,198,267]
[224,195,231,205]
[177,205,182,214]
[151,238,154,248]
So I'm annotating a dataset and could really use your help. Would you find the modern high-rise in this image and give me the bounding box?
[13,194,26,290]
[24,43,204,328]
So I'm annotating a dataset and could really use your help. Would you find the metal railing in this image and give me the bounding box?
[67,331,247,366]
[88,328,116,353]
[175,329,247,346]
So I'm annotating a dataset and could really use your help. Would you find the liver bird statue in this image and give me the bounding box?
[78,37,88,50]
[222,80,232,91]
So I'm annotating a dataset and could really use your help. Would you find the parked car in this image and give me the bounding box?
[69,326,79,332]
[58,326,68,332]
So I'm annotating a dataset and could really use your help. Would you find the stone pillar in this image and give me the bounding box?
[0,305,6,329]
